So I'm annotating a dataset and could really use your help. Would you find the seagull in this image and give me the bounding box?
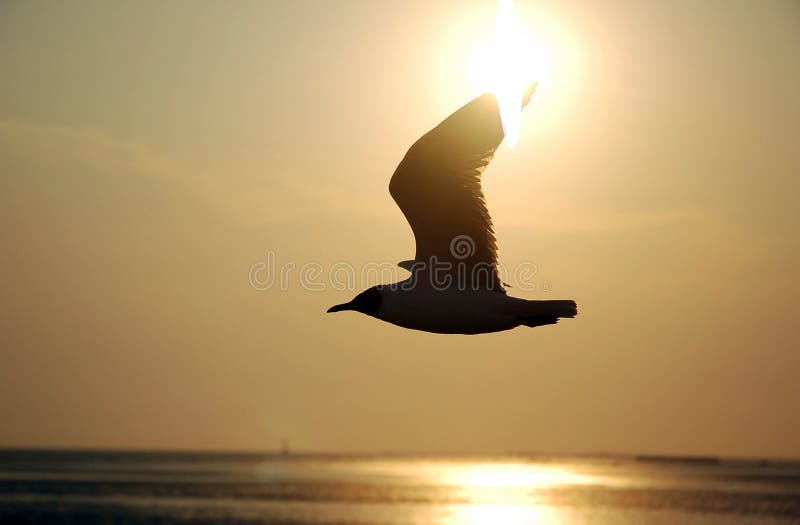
[327,83,577,334]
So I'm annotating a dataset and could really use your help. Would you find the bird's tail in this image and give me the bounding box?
[518,299,577,328]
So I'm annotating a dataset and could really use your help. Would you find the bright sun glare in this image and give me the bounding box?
[449,463,587,490]
[473,0,550,148]
[441,464,589,525]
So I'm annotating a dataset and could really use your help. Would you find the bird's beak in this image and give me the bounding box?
[326,302,352,313]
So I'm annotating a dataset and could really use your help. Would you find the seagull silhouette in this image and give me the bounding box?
[328,83,577,334]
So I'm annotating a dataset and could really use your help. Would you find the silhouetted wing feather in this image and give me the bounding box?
[389,86,535,291]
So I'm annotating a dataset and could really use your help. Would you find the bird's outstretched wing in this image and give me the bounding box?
[389,84,536,291]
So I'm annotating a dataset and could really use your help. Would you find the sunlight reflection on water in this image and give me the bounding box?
[442,463,590,489]
[430,463,587,524]
[446,503,562,525]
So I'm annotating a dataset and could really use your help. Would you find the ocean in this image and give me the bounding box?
[0,450,798,524]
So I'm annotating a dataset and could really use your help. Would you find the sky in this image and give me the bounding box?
[1,0,798,458]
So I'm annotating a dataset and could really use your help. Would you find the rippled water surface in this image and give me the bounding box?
[1,450,798,524]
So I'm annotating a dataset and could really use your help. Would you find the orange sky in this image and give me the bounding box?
[1,0,798,458]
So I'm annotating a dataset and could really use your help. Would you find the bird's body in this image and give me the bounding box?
[328,83,577,335]
[373,283,575,335]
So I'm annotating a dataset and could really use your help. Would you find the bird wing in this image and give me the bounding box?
[389,84,536,291]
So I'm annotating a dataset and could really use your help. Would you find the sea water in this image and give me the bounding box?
[0,450,798,524]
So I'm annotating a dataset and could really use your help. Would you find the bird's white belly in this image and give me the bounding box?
[376,288,519,334]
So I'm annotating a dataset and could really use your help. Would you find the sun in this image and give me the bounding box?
[470,0,553,147]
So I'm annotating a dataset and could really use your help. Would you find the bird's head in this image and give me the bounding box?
[326,286,383,316]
